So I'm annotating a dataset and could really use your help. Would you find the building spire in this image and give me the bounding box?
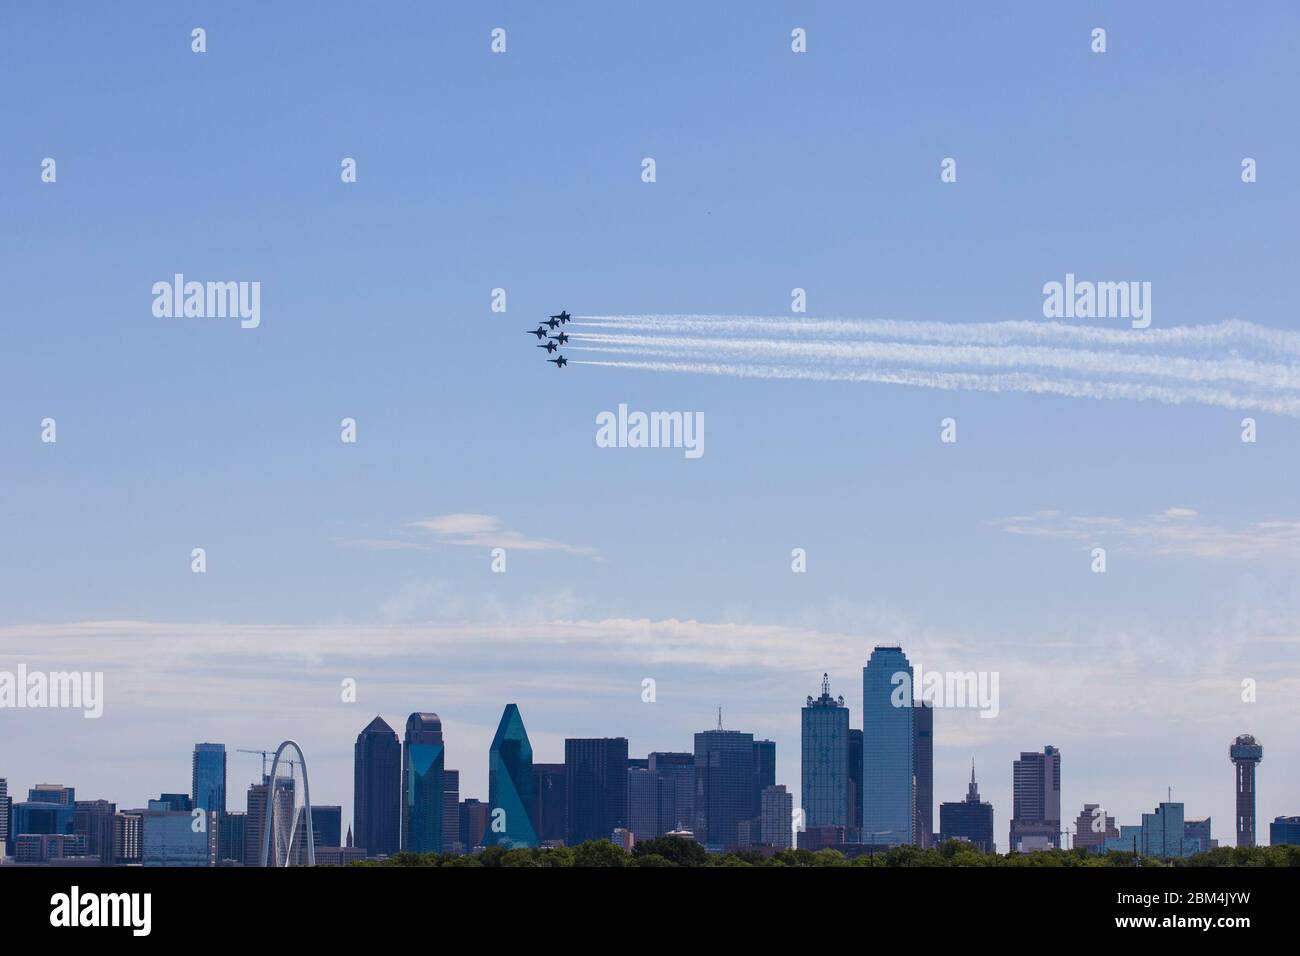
[967,758,980,801]
[717,706,723,731]
[821,672,830,698]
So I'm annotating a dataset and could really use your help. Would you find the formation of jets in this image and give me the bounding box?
[525,311,571,369]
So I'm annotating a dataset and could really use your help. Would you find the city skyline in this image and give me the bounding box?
[0,650,1285,861]
[3,1,1299,867]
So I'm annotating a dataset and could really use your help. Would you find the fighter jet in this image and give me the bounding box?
[549,332,569,345]
[526,325,548,339]
[544,317,561,329]
[547,355,568,368]
[550,311,571,324]
[538,340,558,353]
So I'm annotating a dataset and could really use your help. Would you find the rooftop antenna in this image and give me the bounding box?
[821,673,830,698]
[717,707,723,731]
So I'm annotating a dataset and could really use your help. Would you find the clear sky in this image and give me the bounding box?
[2,2,1298,848]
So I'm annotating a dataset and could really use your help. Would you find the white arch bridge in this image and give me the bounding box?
[259,739,316,867]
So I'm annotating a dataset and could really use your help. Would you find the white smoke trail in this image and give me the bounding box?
[572,359,1300,417]
[566,315,1300,416]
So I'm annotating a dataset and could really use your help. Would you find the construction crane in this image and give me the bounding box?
[237,748,299,783]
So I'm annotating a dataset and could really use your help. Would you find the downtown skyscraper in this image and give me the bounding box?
[694,724,755,851]
[402,713,445,854]
[801,674,849,828]
[1010,745,1061,851]
[191,743,226,814]
[484,704,539,849]
[565,737,628,845]
[862,646,914,846]
[354,716,401,857]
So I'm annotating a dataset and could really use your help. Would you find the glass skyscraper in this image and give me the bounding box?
[565,737,629,845]
[484,703,539,848]
[191,742,227,814]
[862,646,914,846]
[693,727,755,850]
[353,715,401,858]
[402,713,445,854]
[801,674,849,828]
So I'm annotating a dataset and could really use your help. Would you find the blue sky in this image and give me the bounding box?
[2,1,1299,848]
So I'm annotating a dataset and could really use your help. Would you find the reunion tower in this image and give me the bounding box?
[1229,734,1263,848]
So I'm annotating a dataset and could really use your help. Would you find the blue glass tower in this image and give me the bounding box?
[862,646,914,846]
[802,674,849,828]
[191,743,227,814]
[484,704,539,848]
[402,713,444,853]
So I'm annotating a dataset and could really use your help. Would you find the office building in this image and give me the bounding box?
[938,761,995,853]
[862,646,914,846]
[531,763,567,844]
[565,737,628,845]
[760,784,793,849]
[693,725,755,850]
[353,715,401,857]
[1010,745,1061,851]
[913,699,933,848]
[1073,803,1117,851]
[1270,816,1300,846]
[402,712,445,853]
[802,674,850,829]
[485,703,539,848]
[192,743,227,814]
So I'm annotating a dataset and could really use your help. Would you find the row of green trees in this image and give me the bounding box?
[347,836,1300,868]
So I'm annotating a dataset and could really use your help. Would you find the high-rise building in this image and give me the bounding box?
[485,704,539,848]
[216,811,244,863]
[143,810,216,866]
[1230,734,1263,848]
[73,799,116,865]
[693,725,755,850]
[565,737,628,845]
[913,699,933,848]
[244,777,293,867]
[753,739,776,819]
[1073,803,1118,850]
[938,761,995,853]
[1184,817,1215,854]
[1270,816,1300,846]
[114,811,143,863]
[648,752,695,835]
[1010,745,1061,851]
[402,713,445,853]
[530,763,567,844]
[27,784,75,806]
[149,793,193,813]
[628,765,659,841]
[1104,802,1199,858]
[847,728,863,841]
[192,743,227,814]
[862,646,914,846]
[0,778,10,853]
[802,673,850,829]
[353,715,401,858]
[460,798,488,850]
[760,785,793,849]
[442,770,460,853]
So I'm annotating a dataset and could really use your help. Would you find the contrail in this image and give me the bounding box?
[568,315,1300,416]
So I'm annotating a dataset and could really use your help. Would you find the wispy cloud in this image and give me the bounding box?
[568,316,1300,416]
[994,507,1300,559]
[410,513,598,556]
[340,514,598,558]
